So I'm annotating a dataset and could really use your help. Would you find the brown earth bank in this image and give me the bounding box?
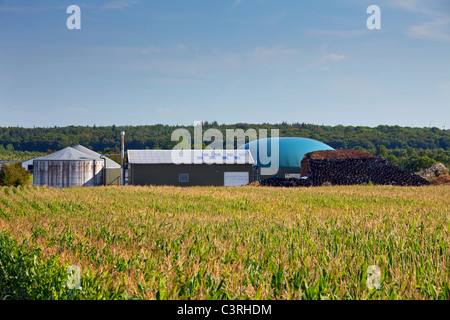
[429,175,450,185]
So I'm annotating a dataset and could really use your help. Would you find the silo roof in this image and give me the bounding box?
[34,147,96,161]
[239,137,334,168]
[72,145,121,168]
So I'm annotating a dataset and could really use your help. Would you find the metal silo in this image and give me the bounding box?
[72,144,121,186]
[33,147,104,188]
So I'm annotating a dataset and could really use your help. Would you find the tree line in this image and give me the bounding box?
[0,123,449,171]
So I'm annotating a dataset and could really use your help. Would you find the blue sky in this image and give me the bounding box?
[0,0,449,128]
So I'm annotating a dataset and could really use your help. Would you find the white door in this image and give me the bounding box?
[224,172,249,187]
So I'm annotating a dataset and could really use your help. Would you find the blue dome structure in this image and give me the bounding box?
[238,137,334,178]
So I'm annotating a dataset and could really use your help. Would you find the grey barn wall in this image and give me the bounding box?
[130,164,253,186]
[105,168,121,186]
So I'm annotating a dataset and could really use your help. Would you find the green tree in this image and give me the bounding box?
[0,124,449,168]
[0,163,30,187]
[404,156,436,173]
[386,154,399,165]
[376,145,388,158]
[407,147,416,157]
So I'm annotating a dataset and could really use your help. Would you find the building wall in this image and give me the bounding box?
[130,164,253,186]
[105,168,121,186]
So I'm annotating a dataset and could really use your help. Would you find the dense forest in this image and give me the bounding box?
[0,123,449,171]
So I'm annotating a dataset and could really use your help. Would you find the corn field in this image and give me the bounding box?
[0,185,449,300]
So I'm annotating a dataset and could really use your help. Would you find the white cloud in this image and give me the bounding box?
[307,29,366,38]
[12,106,26,116]
[252,46,300,65]
[380,0,450,43]
[260,12,287,25]
[232,0,243,9]
[326,76,382,98]
[83,44,185,55]
[407,17,450,42]
[306,48,347,71]
[103,0,137,10]
[156,107,188,116]
[66,107,88,113]
[221,53,242,68]
[387,0,434,15]
[328,53,346,61]
[0,5,64,12]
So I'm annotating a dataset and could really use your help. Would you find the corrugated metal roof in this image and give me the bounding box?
[34,147,96,161]
[128,149,255,165]
[72,145,121,168]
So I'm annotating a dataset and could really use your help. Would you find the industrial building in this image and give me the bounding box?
[30,137,334,188]
[33,145,121,188]
[127,149,255,187]
[21,159,34,172]
[239,137,334,180]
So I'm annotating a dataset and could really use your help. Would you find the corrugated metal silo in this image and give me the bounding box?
[33,147,104,188]
[72,144,121,186]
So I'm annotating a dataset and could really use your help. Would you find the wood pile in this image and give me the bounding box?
[306,158,429,186]
[262,149,430,187]
[300,149,376,176]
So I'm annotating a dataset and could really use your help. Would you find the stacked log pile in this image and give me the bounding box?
[306,158,429,186]
[261,149,430,187]
[300,149,377,176]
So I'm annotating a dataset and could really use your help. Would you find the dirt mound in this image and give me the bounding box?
[429,175,450,185]
[304,149,377,160]
[417,163,449,180]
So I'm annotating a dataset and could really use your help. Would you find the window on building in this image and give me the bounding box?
[179,173,189,183]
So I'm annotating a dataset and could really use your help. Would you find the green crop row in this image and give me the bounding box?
[0,185,449,300]
[0,232,128,300]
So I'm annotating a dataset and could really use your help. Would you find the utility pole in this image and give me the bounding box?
[121,131,125,185]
